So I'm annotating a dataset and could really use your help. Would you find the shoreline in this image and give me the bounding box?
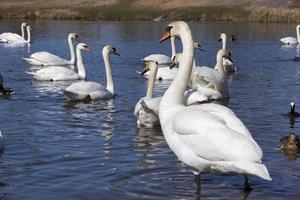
[0,6,299,23]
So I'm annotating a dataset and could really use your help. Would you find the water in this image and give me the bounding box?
[0,20,300,199]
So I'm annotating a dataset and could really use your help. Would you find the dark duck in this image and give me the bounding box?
[0,73,14,96]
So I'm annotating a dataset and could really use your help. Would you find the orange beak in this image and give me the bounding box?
[160,31,171,43]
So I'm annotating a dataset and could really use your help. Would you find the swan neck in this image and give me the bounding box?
[170,36,176,58]
[68,36,75,64]
[216,53,224,74]
[103,51,114,94]
[76,48,86,79]
[146,65,158,98]
[297,25,300,43]
[26,28,31,43]
[21,25,25,38]
[222,34,227,49]
[161,29,194,107]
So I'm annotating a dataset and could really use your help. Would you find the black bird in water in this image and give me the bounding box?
[231,34,237,41]
[289,102,300,118]
[0,73,14,96]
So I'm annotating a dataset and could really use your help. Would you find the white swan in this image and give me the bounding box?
[0,130,4,153]
[27,43,89,81]
[142,36,176,65]
[280,25,300,44]
[0,22,27,43]
[63,45,119,101]
[134,61,160,127]
[172,48,231,103]
[216,33,236,73]
[24,33,80,66]
[0,73,14,95]
[159,21,271,189]
[0,25,31,44]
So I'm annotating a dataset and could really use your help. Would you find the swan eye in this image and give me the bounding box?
[112,47,116,51]
[165,26,173,33]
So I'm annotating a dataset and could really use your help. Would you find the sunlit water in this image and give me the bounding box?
[0,20,300,199]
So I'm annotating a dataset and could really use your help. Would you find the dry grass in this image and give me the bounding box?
[0,2,299,23]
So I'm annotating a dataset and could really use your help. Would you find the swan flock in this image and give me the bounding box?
[1,20,280,192]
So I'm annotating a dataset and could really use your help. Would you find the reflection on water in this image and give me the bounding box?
[1,20,300,199]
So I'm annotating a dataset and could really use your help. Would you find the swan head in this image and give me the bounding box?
[69,33,80,42]
[21,22,27,27]
[103,45,120,56]
[141,61,158,75]
[77,43,90,52]
[297,25,300,29]
[217,48,233,63]
[218,33,226,42]
[193,42,205,52]
[160,21,191,42]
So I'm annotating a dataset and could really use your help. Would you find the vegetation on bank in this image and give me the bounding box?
[0,4,299,23]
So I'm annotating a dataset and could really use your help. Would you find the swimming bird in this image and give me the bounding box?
[24,33,80,66]
[63,45,119,101]
[0,73,14,95]
[0,22,27,43]
[159,21,271,191]
[280,133,299,151]
[0,25,31,44]
[142,36,176,65]
[217,33,236,73]
[172,48,231,103]
[280,25,300,44]
[134,61,160,128]
[27,43,90,81]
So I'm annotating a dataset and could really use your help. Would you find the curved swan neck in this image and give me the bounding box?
[103,51,114,94]
[161,27,194,107]
[170,36,176,58]
[21,24,25,38]
[297,25,300,43]
[68,35,75,64]
[76,47,86,79]
[146,64,158,98]
[26,28,31,43]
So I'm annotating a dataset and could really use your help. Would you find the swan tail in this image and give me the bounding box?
[25,71,37,76]
[23,57,42,65]
[210,161,271,181]
[63,90,89,101]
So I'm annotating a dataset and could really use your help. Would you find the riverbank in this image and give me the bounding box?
[0,4,300,23]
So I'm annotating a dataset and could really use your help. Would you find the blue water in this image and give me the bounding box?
[0,20,300,199]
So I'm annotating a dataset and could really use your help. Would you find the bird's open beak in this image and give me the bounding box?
[84,47,91,51]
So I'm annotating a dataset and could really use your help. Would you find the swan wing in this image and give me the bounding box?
[192,103,252,137]
[29,51,69,65]
[0,33,24,42]
[280,37,298,44]
[142,97,161,115]
[172,107,262,163]
[143,54,172,65]
[184,89,209,105]
[64,81,109,100]
[33,67,76,80]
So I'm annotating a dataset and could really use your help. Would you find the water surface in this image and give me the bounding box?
[0,20,300,199]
